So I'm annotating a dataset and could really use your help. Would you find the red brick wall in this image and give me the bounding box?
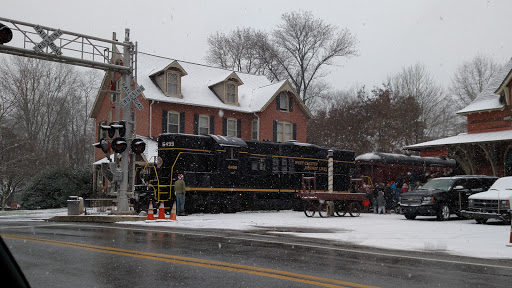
[94,91,309,162]
[467,109,512,133]
[145,94,308,142]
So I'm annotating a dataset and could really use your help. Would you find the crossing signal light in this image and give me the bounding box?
[111,137,127,153]
[111,121,126,138]
[93,138,109,154]
[100,124,114,138]
[0,23,13,45]
[131,138,146,155]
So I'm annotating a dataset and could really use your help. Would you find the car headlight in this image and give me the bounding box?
[421,196,434,204]
[500,200,510,208]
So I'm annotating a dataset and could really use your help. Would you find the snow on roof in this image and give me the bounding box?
[404,129,512,150]
[457,58,512,115]
[355,152,455,167]
[136,52,284,113]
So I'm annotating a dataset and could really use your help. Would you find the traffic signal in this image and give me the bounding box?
[111,137,127,153]
[93,138,109,154]
[131,138,146,154]
[0,23,13,45]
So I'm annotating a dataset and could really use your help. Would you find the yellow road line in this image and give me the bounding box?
[1,234,380,288]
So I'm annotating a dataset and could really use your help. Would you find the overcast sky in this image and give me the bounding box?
[4,0,512,91]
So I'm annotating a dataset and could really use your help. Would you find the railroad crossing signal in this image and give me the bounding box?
[0,23,13,44]
[120,82,144,110]
[33,25,63,56]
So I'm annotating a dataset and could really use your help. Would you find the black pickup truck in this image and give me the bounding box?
[400,175,497,220]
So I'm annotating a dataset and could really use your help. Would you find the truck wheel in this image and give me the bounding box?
[475,218,487,224]
[437,204,450,221]
[404,214,416,220]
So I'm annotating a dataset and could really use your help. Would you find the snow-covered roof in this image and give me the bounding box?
[457,58,512,115]
[136,52,306,115]
[92,136,158,165]
[355,152,455,167]
[404,130,512,150]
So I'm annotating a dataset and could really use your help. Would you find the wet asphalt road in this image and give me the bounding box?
[1,219,512,288]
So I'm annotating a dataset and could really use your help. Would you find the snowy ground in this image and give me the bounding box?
[1,209,511,259]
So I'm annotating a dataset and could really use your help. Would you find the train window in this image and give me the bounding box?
[251,158,265,171]
[288,158,295,172]
[227,147,238,160]
[272,158,279,173]
[259,160,265,171]
[251,160,258,170]
[281,158,288,173]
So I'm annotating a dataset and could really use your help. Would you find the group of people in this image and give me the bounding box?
[368,180,410,214]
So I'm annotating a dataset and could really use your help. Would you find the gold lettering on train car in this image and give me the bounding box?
[228,165,238,170]
[319,167,327,172]
[295,160,304,165]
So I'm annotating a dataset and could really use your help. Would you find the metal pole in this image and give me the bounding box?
[328,150,333,193]
[117,29,132,212]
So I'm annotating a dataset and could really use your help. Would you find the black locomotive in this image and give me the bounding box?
[134,133,355,214]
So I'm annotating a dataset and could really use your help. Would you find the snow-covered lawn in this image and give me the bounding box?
[1,209,511,259]
[120,211,512,259]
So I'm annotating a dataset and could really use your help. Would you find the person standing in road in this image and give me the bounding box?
[175,174,187,216]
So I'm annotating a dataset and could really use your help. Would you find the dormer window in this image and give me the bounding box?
[167,72,178,95]
[209,72,243,106]
[226,83,236,103]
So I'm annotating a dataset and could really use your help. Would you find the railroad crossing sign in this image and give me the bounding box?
[120,82,144,110]
[33,25,63,56]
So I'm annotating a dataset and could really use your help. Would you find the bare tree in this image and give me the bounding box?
[0,56,98,205]
[272,11,357,106]
[387,63,451,141]
[450,54,502,109]
[205,11,358,108]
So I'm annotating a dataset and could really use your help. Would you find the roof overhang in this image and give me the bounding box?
[208,71,244,87]
[404,130,512,151]
[149,60,188,78]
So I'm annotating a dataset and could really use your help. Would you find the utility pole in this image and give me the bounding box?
[118,29,132,212]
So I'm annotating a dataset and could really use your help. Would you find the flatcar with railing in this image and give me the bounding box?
[134,133,355,214]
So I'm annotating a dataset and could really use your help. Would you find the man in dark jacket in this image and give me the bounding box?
[175,174,187,216]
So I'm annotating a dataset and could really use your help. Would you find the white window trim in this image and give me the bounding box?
[166,71,179,96]
[198,115,210,135]
[225,81,237,104]
[226,118,237,137]
[279,92,289,111]
[276,121,292,142]
[251,119,259,140]
[167,111,180,133]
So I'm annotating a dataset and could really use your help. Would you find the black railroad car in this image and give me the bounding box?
[135,133,355,214]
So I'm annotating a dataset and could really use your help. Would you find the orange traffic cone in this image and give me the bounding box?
[145,201,156,222]
[170,201,177,221]
[156,201,168,222]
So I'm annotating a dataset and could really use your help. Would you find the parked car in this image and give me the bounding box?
[460,176,512,224]
[400,175,498,220]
